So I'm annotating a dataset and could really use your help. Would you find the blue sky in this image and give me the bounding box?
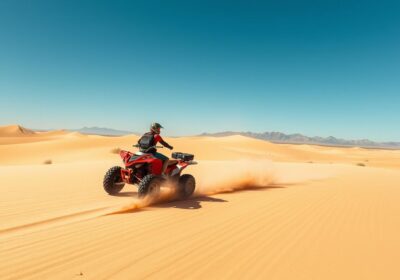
[0,0,399,140]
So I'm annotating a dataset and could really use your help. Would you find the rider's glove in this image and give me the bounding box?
[169,146,174,150]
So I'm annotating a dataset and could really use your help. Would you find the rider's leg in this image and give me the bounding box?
[154,152,169,175]
[161,160,169,175]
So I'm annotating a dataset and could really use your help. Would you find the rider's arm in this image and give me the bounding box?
[155,134,173,150]
[160,139,173,150]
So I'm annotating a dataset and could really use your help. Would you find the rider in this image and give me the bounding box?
[138,122,173,176]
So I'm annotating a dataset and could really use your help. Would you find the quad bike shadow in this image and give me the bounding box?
[153,196,228,210]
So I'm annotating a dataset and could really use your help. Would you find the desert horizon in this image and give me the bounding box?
[8,123,400,149]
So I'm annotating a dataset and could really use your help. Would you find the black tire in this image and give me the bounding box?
[178,174,196,198]
[138,174,164,198]
[103,166,125,195]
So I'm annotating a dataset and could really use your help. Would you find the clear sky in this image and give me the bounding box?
[0,0,399,140]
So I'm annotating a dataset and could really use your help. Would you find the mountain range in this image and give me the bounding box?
[200,131,400,149]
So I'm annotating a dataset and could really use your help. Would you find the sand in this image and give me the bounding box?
[1,124,400,279]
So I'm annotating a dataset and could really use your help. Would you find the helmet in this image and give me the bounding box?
[150,122,163,133]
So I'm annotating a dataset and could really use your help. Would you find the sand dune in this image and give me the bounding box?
[1,125,400,279]
[0,125,72,145]
[0,125,36,137]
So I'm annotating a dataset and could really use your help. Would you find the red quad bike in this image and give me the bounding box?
[103,145,197,198]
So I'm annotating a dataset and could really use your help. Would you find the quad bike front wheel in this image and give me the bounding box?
[178,174,196,199]
[138,174,165,198]
[103,166,125,195]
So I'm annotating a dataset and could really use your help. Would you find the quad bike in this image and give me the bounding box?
[103,145,197,198]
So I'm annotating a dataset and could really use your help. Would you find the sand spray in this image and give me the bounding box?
[108,160,275,214]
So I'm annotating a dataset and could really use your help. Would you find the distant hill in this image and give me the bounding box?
[0,125,36,137]
[71,127,137,136]
[200,131,400,149]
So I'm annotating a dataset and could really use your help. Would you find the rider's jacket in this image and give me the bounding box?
[138,132,172,153]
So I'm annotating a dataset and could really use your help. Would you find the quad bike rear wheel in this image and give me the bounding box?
[103,166,125,195]
[138,174,164,198]
[178,174,196,198]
